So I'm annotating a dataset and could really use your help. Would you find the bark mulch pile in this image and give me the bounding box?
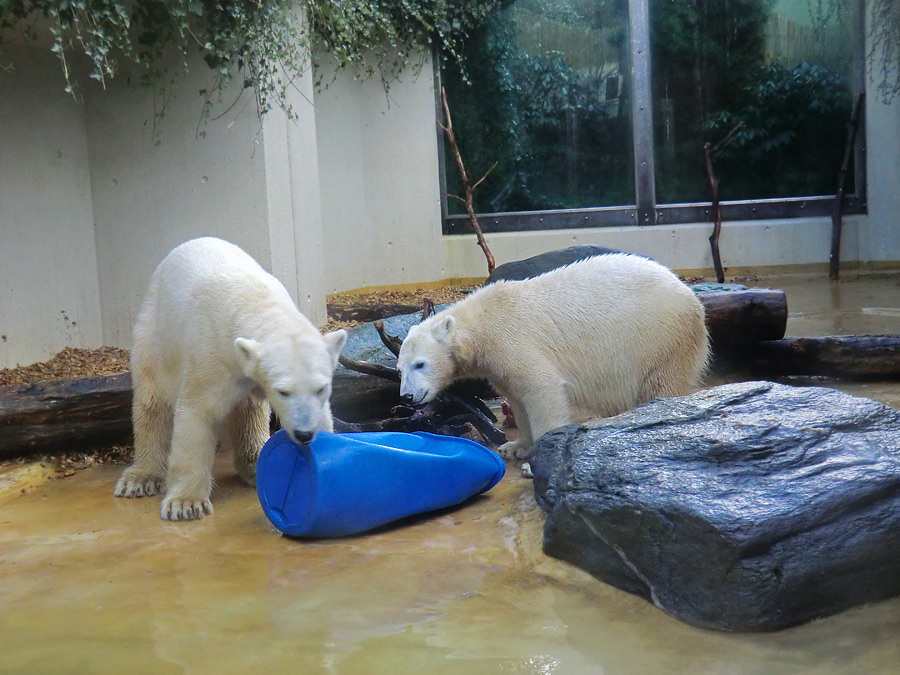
[0,346,131,387]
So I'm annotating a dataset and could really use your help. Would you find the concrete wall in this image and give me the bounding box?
[85,59,278,348]
[442,217,868,280]
[861,83,900,264]
[0,45,103,368]
[314,58,444,293]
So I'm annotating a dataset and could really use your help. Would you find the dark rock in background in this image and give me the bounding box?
[340,308,445,365]
[530,381,900,632]
[484,244,639,284]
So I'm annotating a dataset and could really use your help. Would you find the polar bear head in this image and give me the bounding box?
[235,329,347,445]
[397,315,457,406]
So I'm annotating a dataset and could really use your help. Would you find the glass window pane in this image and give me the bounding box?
[651,0,858,204]
[441,0,634,215]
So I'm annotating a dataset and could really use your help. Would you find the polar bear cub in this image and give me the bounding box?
[397,253,709,459]
[114,237,347,521]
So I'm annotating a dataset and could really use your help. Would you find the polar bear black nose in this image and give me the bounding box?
[400,393,414,404]
[292,429,314,445]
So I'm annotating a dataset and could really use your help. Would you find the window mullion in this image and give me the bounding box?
[629,0,656,224]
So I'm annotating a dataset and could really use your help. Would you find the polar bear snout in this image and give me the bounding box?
[399,372,434,406]
[400,390,429,406]
[291,428,315,445]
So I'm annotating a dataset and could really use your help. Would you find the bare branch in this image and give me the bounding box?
[338,355,399,382]
[420,298,435,322]
[373,320,403,357]
[829,92,865,280]
[471,160,499,192]
[438,86,496,274]
[704,122,744,284]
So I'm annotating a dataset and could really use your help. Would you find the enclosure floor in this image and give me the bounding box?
[3,273,900,674]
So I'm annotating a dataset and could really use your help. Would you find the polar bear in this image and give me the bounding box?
[397,253,709,459]
[114,237,347,521]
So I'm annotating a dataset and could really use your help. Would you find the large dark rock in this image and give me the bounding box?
[485,244,641,284]
[530,381,900,632]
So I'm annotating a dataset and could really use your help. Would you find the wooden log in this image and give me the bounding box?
[0,373,133,459]
[746,336,900,380]
[327,303,420,323]
[697,288,788,351]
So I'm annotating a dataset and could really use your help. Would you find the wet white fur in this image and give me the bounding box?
[114,237,347,521]
[397,253,709,459]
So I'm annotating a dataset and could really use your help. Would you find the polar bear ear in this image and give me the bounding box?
[322,329,348,369]
[433,315,456,343]
[234,337,262,376]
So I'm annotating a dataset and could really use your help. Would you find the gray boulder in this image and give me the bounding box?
[530,381,900,632]
[485,244,641,284]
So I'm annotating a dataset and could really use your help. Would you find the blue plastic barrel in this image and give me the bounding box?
[256,430,506,538]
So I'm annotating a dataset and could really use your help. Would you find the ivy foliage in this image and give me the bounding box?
[0,0,502,120]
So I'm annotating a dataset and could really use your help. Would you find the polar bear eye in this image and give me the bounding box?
[276,388,291,398]
[414,361,426,370]
[315,386,327,398]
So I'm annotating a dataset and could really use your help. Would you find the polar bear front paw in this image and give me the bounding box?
[160,496,214,521]
[114,472,164,498]
[497,439,531,460]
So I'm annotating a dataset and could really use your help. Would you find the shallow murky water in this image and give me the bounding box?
[3,273,900,674]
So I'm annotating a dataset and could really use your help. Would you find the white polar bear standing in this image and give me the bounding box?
[397,253,709,460]
[114,237,347,521]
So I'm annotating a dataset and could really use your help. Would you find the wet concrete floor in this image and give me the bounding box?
[3,273,900,674]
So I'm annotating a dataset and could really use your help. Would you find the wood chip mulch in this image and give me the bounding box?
[324,286,475,332]
[0,346,131,387]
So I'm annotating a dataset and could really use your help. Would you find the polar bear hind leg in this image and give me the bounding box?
[638,323,709,402]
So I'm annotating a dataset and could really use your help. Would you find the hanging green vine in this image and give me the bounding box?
[806,0,900,103]
[0,1,504,122]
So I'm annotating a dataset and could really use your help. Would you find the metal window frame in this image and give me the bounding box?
[440,0,868,236]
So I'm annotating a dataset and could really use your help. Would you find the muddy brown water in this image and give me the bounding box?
[2,273,900,674]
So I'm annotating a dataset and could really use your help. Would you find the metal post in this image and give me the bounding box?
[629,0,656,225]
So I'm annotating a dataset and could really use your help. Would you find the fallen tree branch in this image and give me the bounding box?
[0,374,133,459]
[373,321,403,357]
[746,335,900,380]
[334,390,507,446]
[337,355,400,382]
[421,297,436,321]
[698,288,787,352]
[327,303,419,323]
